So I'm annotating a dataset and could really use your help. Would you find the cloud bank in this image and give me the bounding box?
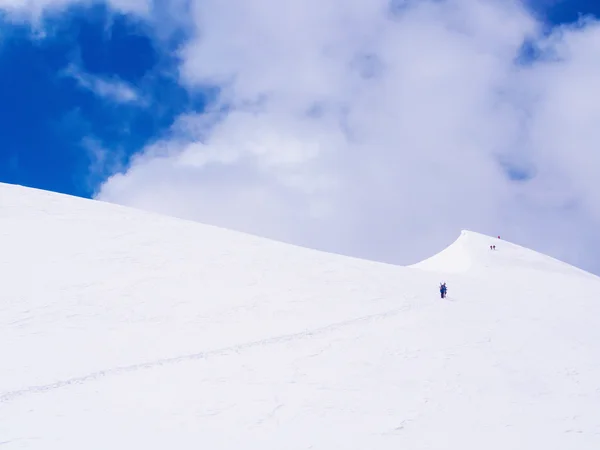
[97,0,600,271]
[5,0,600,272]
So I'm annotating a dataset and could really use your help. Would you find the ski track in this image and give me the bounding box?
[0,303,414,404]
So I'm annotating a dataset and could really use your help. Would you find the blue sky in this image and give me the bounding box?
[2,0,600,274]
[533,0,600,24]
[0,4,208,196]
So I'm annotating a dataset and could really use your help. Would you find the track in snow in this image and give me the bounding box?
[0,302,414,404]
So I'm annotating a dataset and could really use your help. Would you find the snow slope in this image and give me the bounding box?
[1,182,599,449]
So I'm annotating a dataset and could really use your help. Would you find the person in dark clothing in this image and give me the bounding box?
[440,282,447,299]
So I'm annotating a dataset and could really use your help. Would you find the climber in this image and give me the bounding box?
[440,282,447,299]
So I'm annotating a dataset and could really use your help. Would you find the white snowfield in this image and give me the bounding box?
[1,182,600,450]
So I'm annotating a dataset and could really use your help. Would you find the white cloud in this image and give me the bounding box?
[88,0,600,273]
[63,64,143,104]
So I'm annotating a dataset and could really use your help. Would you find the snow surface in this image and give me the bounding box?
[1,182,600,449]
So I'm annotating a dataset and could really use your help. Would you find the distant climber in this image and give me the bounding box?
[440,282,447,299]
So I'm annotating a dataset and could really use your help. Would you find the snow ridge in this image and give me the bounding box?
[1,182,600,450]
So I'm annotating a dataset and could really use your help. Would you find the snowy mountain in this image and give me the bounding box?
[1,182,599,449]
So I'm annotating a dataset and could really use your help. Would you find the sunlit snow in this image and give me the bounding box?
[1,182,599,449]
